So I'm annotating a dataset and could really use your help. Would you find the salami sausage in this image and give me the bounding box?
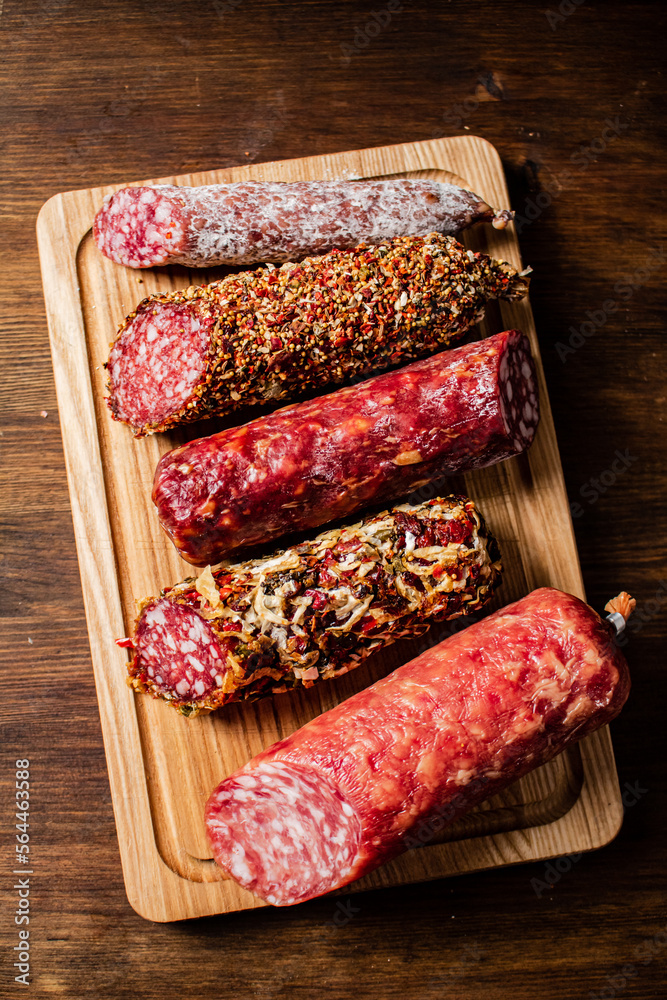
[93,179,513,269]
[123,496,501,716]
[105,233,531,436]
[205,587,631,906]
[153,329,539,565]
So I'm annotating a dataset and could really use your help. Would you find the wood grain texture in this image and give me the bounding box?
[1,0,665,994]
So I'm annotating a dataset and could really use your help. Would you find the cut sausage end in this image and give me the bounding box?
[205,761,362,906]
[202,589,630,906]
[107,303,211,432]
[94,186,189,267]
[498,330,540,454]
[131,599,229,709]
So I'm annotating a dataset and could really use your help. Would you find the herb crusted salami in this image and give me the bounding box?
[123,496,502,717]
[105,233,531,436]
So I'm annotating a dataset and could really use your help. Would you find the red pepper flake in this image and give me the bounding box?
[304,589,329,611]
[115,233,527,434]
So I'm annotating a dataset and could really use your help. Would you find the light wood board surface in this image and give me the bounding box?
[36,136,624,922]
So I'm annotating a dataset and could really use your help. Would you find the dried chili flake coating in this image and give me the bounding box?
[126,496,502,717]
[93,180,513,269]
[205,587,631,906]
[105,233,531,436]
[153,329,539,565]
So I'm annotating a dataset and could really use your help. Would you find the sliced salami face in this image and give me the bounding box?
[133,599,227,703]
[205,588,631,906]
[94,180,513,269]
[498,333,540,452]
[153,330,539,565]
[107,303,212,427]
[94,185,190,268]
[104,233,531,436]
[205,762,362,906]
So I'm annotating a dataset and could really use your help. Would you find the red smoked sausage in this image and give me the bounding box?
[205,588,630,906]
[153,329,539,565]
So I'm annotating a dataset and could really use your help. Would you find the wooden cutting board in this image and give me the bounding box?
[36,136,624,922]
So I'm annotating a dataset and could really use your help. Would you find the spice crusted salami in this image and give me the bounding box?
[153,330,539,566]
[106,233,531,436]
[124,496,501,716]
[205,588,631,906]
[93,179,513,269]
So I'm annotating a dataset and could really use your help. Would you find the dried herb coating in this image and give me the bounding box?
[125,496,502,717]
[106,233,531,436]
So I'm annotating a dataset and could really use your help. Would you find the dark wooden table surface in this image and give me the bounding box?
[1,1,665,997]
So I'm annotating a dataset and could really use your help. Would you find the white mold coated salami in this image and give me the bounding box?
[123,496,501,716]
[93,179,513,269]
[205,587,631,906]
[153,329,539,566]
[105,233,531,436]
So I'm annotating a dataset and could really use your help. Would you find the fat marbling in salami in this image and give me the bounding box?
[105,233,531,436]
[153,329,539,565]
[94,179,513,269]
[205,587,631,906]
